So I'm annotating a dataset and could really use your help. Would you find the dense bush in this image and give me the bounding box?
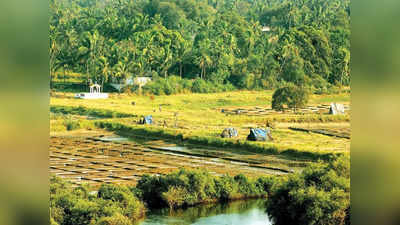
[63,118,81,131]
[255,177,277,195]
[191,79,209,93]
[51,105,135,118]
[141,76,235,95]
[136,169,269,209]
[97,213,132,225]
[267,156,350,225]
[141,76,191,95]
[50,177,145,225]
[51,113,96,132]
[162,186,190,209]
[272,84,310,112]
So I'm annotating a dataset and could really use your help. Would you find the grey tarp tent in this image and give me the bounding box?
[220,128,238,138]
[329,103,345,115]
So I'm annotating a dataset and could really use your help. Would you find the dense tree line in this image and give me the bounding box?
[137,168,272,208]
[50,0,350,93]
[50,170,274,225]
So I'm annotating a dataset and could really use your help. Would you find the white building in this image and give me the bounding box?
[110,76,152,91]
[75,84,109,99]
[261,26,271,32]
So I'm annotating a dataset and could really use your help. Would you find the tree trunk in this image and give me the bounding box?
[50,71,53,90]
[179,63,183,78]
[63,67,66,96]
[86,63,90,92]
[204,65,206,80]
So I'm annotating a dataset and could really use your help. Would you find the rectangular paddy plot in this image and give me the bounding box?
[218,104,350,116]
[50,135,294,186]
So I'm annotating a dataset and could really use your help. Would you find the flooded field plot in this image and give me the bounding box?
[219,104,350,116]
[286,122,351,139]
[50,134,307,186]
[289,127,350,139]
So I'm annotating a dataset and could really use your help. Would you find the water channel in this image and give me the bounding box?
[137,199,272,225]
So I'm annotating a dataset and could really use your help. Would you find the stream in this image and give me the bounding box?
[137,199,272,225]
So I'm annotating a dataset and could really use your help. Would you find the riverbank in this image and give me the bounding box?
[50,155,350,225]
[50,169,273,225]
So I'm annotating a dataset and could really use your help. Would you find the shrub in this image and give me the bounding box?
[234,174,256,195]
[50,178,145,225]
[50,105,134,118]
[255,176,277,195]
[272,84,309,112]
[215,175,238,200]
[309,75,330,94]
[98,184,131,202]
[142,76,235,95]
[97,213,132,225]
[142,76,190,95]
[192,79,210,93]
[162,186,189,209]
[136,169,266,209]
[122,85,138,94]
[64,119,80,131]
[96,185,145,220]
[67,199,99,225]
[50,217,59,225]
[267,156,350,225]
[136,174,169,208]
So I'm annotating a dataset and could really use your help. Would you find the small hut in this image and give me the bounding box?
[247,128,273,141]
[329,103,345,115]
[75,83,108,99]
[138,115,153,125]
[221,128,238,138]
[89,84,101,93]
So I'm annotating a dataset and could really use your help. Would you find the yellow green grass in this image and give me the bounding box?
[50,91,350,160]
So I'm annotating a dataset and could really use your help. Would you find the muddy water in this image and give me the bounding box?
[137,199,272,225]
[97,136,130,142]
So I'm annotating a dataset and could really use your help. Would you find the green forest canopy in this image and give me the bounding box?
[50,0,350,91]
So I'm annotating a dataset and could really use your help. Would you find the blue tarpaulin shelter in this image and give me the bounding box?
[139,115,153,124]
[247,128,272,141]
